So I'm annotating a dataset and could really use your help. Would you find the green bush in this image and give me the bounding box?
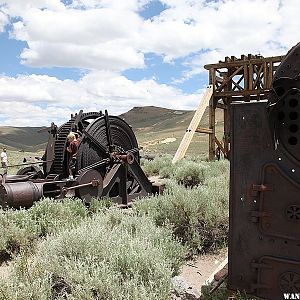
[135,158,229,254]
[174,160,207,187]
[0,198,88,261]
[0,210,186,300]
[142,155,228,188]
[141,154,173,177]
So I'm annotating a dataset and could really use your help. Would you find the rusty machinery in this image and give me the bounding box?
[0,110,158,208]
[229,42,300,299]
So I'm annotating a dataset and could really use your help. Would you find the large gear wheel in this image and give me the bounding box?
[46,111,103,179]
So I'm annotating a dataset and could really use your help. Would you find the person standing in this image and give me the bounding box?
[1,148,8,168]
[215,146,221,161]
[66,133,80,179]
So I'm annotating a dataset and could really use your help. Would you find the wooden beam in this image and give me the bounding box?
[268,62,273,87]
[232,75,244,91]
[204,55,284,70]
[195,127,213,134]
[253,64,264,89]
[215,66,244,92]
[215,137,226,156]
[215,89,269,98]
[172,85,213,164]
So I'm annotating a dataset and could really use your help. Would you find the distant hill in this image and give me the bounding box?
[0,106,224,156]
[119,106,193,130]
[0,127,48,151]
[120,106,224,156]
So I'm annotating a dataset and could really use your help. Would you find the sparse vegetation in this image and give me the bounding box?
[0,199,89,262]
[0,152,232,299]
[0,210,185,300]
[136,157,229,254]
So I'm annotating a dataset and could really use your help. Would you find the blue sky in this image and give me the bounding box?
[0,0,298,126]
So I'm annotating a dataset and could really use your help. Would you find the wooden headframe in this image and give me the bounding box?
[204,53,285,160]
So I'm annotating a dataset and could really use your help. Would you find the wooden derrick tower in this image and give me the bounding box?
[173,53,285,163]
[204,53,285,160]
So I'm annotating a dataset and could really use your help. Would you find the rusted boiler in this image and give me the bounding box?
[229,43,300,299]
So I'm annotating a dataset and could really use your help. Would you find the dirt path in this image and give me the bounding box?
[179,248,228,293]
[0,261,12,280]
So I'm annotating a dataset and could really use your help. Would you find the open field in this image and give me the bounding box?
[0,127,48,152]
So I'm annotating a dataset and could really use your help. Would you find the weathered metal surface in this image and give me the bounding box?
[0,110,159,208]
[75,170,103,203]
[229,42,300,299]
[0,181,44,208]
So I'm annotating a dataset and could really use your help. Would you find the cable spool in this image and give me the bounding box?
[77,115,139,175]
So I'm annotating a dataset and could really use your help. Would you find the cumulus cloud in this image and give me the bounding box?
[0,0,300,126]
[2,0,299,73]
[0,9,8,32]
[0,71,201,126]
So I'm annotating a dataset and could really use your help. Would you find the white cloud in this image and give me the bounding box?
[0,0,300,127]
[9,6,145,71]
[0,0,65,16]
[156,0,300,79]
[0,10,8,32]
[0,71,201,126]
[69,0,150,10]
[2,0,300,72]
[3,0,299,73]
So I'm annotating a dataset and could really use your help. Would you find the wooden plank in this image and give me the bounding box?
[263,61,267,88]
[204,55,284,70]
[172,85,213,164]
[195,127,213,134]
[268,62,273,87]
[253,64,263,89]
[215,66,244,92]
[204,257,228,286]
[215,89,268,97]
[215,136,226,156]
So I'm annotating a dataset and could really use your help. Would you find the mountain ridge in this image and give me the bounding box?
[0,106,223,155]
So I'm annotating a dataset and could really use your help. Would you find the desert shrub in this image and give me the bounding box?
[28,198,88,235]
[135,159,229,254]
[142,155,227,188]
[173,160,207,187]
[88,197,114,214]
[141,154,173,176]
[201,285,261,300]
[0,198,88,261]
[0,209,38,261]
[0,210,186,300]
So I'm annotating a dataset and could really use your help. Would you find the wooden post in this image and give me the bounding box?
[209,68,215,160]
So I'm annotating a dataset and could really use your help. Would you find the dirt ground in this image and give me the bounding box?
[0,261,12,281]
[179,248,228,294]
